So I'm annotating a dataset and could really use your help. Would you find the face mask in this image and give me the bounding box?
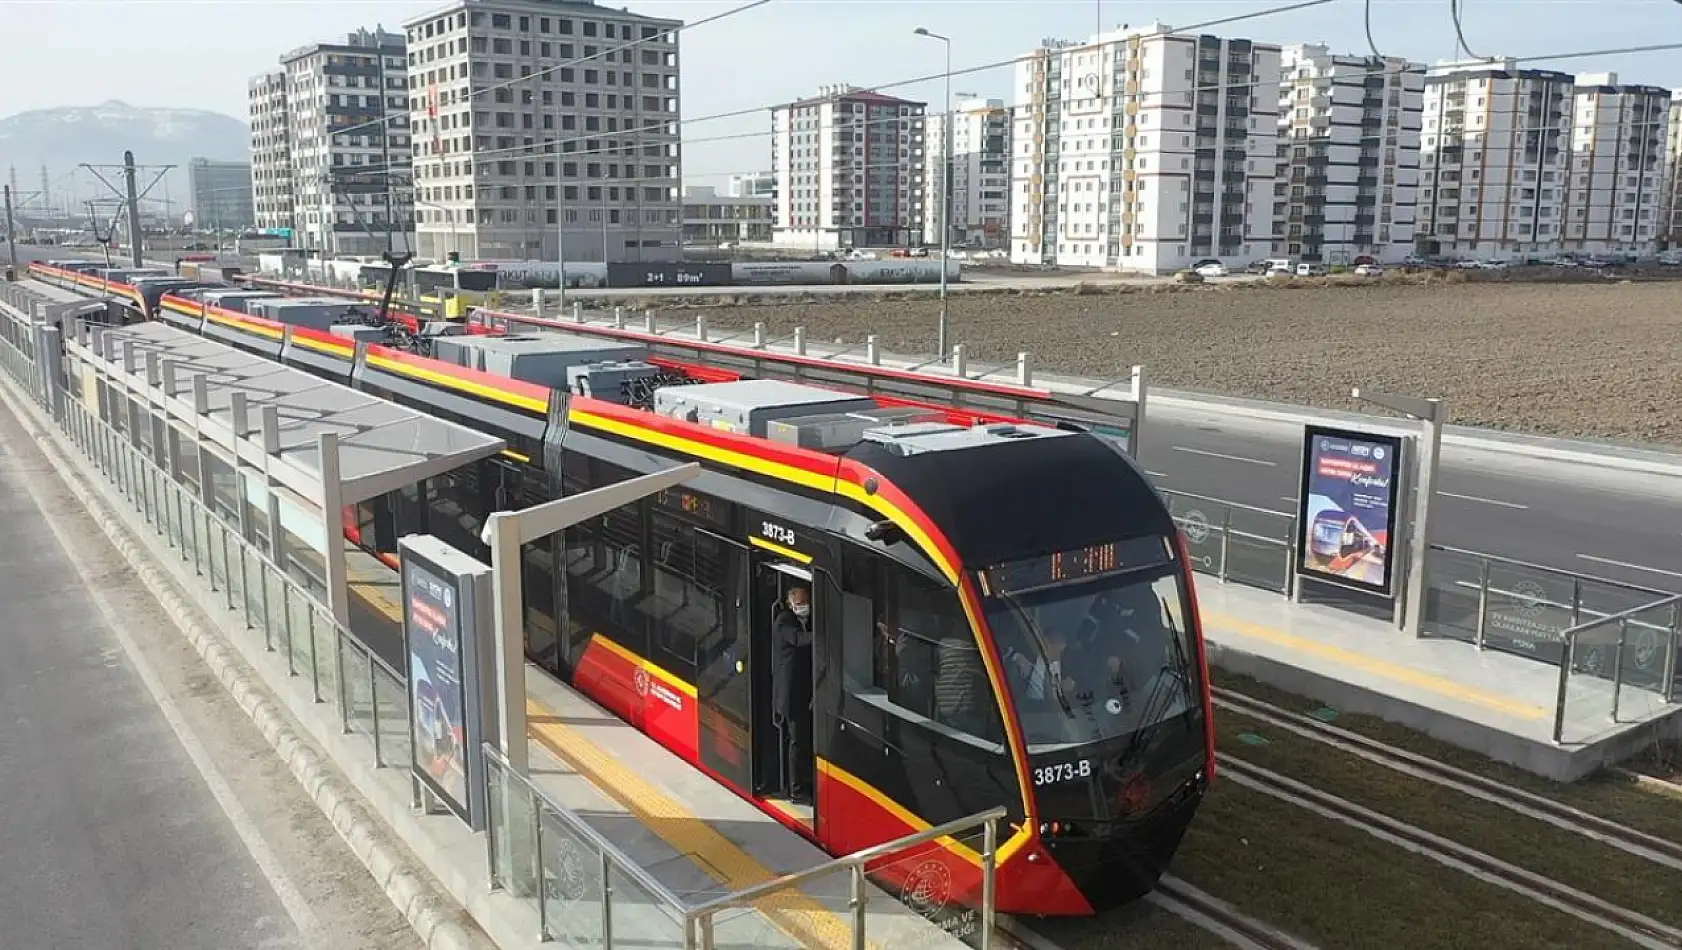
[791,604,810,620]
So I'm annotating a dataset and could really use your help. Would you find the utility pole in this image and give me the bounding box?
[123,151,144,267]
[4,185,18,277]
[82,152,174,269]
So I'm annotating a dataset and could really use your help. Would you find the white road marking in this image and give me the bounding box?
[1147,471,1169,479]
[1438,491,1529,510]
[4,430,321,937]
[1171,445,1277,467]
[1281,495,1299,504]
[1576,554,1682,580]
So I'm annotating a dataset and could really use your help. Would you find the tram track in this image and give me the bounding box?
[1214,687,1682,873]
[1219,753,1682,950]
[1000,873,1318,950]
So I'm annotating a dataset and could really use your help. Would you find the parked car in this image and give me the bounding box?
[1354,263,1384,277]
[1194,261,1229,277]
[1244,259,1274,274]
[1295,262,1329,277]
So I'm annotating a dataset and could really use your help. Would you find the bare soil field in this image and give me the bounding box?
[689,280,1682,447]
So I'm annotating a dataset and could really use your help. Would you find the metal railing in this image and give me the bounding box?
[1551,594,1682,743]
[0,303,415,777]
[1161,488,1297,595]
[486,741,1004,949]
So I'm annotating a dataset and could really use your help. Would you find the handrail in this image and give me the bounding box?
[1557,591,1682,642]
[1159,487,1294,520]
[1551,591,1682,743]
[1430,543,1674,598]
[480,742,689,911]
[684,805,1007,917]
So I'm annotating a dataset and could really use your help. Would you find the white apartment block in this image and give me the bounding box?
[404,0,683,264]
[681,186,772,245]
[1273,45,1424,264]
[248,70,295,234]
[727,171,776,198]
[280,28,414,257]
[771,85,926,250]
[1560,73,1670,256]
[1418,61,1575,258]
[1666,91,1682,248]
[1010,23,1281,275]
[924,98,1012,248]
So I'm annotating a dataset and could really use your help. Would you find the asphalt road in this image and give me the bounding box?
[14,242,1682,595]
[0,392,421,950]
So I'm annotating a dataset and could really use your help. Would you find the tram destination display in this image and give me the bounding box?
[1294,424,1404,596]
[983,535,1171,594]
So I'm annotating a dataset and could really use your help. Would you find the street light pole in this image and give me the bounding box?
[915,27,954,360]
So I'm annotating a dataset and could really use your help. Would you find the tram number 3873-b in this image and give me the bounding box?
[1034,759,1094,786]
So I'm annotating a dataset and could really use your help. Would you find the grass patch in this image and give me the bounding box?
[1215,707,1682,930]
[1214,670,1682,845]
[1030,900,1226,950]
[1171,781,1638,950]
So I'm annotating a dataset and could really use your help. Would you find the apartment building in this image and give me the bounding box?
[1273,45,1424,264]
[1559,72,1670,256]
[681,186,772,245]
[1417,60,1575,259]
[1010,23,1281,274]
[248,70,294,234]
[771,84,926,250]
[187,159,255,230]
[924,98,1012,248]
[727,171,776,198]
[403,0,683,263]
[1666,91,1682,248]
[280,27,413,256]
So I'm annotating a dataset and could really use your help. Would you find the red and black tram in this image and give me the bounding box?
[31,259,1214,917]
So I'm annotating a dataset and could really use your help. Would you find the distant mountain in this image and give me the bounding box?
[0,100,247,218]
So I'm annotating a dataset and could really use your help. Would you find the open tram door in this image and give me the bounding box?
[755,558,817,827]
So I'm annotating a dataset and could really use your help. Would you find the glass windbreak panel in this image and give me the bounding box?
[536,805,605,947]
[604,862,685,949]
[1578,582,1672,692]
[1166,495,1225,577]
[1619,602,1679,721]
[982,556,1202,752]
[1561,616,1624,743]
[1420,546,1483,643]
[1482,563,1575,665]
[203,449,241,526]
[867,827,991,943]
[1224,507,1293,593]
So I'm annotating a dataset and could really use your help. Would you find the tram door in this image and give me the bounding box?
[694,531,753,794]
[752,559,816,815]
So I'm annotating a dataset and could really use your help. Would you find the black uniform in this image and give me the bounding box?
[771,603,813,799]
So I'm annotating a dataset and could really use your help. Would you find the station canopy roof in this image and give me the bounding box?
[80,320,505,506]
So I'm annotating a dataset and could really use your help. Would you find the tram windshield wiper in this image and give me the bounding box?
[996,592,1077,720]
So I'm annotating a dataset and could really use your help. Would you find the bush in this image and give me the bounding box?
[1173,269,1204,284]
[1329,264,1352,274]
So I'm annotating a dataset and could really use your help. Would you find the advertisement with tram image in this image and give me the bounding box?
[1295,425,1404,596]
[402,536,493,827]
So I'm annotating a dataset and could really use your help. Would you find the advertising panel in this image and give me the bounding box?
[404,553,471,820]
[1294,425,1405,597]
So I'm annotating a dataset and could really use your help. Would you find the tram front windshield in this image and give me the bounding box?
[981,538,1201,752]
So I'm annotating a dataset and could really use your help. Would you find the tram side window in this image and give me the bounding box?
[560,456,650,660]
[844,551,1004,747]
[640,509,718,684]
[426,460,494,562]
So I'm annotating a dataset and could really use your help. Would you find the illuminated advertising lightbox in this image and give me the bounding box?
[401,536,492,826]
[1294,425,1405,597]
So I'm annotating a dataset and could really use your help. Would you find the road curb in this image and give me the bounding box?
[0,383,485,950]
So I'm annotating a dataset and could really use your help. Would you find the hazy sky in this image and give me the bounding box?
[5,0,1679,187]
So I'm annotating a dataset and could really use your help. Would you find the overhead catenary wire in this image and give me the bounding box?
[1450,0,1489,61]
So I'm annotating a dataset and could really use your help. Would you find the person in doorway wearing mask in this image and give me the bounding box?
[772,584,814,803]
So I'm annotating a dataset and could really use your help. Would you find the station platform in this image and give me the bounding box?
[1197,580,1682,781]
[344,552,972,950]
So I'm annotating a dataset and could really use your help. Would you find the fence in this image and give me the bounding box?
[485,742,1004,950]
[1159,485,1682,740]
